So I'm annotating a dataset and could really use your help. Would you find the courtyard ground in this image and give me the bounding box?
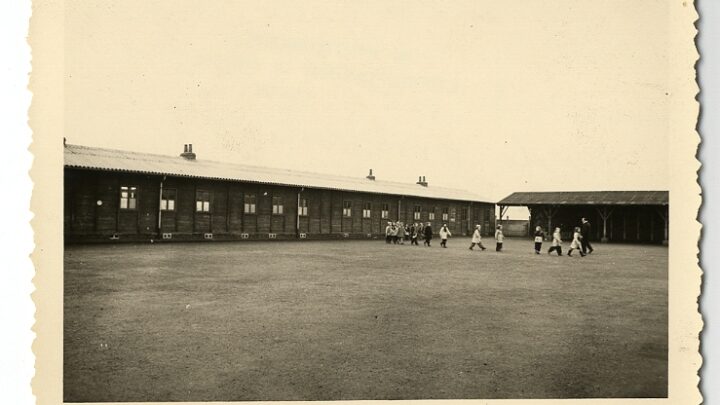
[63,237,667,401]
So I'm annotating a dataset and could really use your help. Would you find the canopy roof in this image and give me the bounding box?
[64,144,493,203]
[498,191,668,206]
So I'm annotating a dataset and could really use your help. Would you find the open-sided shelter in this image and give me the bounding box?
[497,191,669,244]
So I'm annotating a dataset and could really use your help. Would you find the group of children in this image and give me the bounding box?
[384,221,441,247]
[385,221,505,251]
[385,219,594,258]
[534,224,591,257]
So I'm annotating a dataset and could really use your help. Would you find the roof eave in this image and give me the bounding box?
[64,164,495,204]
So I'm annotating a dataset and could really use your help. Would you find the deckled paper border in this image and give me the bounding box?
[29,1,702,404]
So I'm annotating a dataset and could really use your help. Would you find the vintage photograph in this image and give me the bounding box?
[28,0,699,403]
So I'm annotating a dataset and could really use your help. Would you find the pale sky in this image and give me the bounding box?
[64,0,670,215]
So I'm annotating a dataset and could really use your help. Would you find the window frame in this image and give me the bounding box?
[381,203,389,219]
[413,205,422,220]
[243,193,257,214]
[160,188,176,211]
[298,197,308,216]
[362,202,372,218]
[195,189,211,213]
[272,196,284,215]
[119,185,139,211]
[342,200,352,217]
[442,207,449,221]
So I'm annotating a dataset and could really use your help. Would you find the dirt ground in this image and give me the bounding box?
[63,237,667,401]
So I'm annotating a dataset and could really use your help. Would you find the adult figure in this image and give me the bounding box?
[581,217,594,254]
[384,222,393,244]
[423,222,433,246]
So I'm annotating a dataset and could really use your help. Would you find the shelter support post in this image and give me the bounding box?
[540,205,558,241]
[595,206,613,243]
[296,188,302,238]
[527,206,533,237]
[498,205,509,225]
[650,218,655,242]
[656,206,669,245]
[622,215,627,241]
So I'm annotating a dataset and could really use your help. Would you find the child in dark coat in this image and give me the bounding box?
[423,222,433,246]
[533,226,545,254]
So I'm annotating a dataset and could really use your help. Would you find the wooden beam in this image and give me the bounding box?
[656,206,669,245]
[595,206,614,243]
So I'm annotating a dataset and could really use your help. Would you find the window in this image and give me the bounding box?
[299,198,308,216]
[272,196,284,214]
[442,207,449,221]
[362,202,372,218]
[413,205,422,220]
[196,190,210,212]
[160,188,176,211]
[119,186,138,210]
[244,194,256,214]
[429,207,436,220]
[381,203,389,219]
[343,201,352,217]
[460,206,468,221]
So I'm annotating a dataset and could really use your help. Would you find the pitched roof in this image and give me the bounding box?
[64,144,493,203]
[498,191,669,206]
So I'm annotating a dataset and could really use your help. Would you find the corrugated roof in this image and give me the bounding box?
[498,191,669,206]
[64,144,493,203]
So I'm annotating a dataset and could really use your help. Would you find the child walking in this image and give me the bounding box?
[410,223,419,245]
[548,227,563,256]
[423,222,433,247]
[494,225,504,251]
[567,227,586,257]
[439,224,452,248]
[469,225,487,250]
[396,222,406,245]
[533,226,545,254]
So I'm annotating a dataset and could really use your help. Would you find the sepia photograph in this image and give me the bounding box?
[26,0,702,403]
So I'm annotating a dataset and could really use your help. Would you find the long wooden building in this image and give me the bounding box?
[64,143,496,243]
[497,191,669,244]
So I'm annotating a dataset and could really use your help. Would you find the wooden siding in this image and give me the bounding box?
[64,168,495,243]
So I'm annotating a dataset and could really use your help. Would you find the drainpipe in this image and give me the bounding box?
[398,196,404,223]
[296,187,304,238]
[157,176,166,236]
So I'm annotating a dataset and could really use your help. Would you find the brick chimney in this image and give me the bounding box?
[416,176,428,187]
[180,143,196,160]
[366,169,376,181]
